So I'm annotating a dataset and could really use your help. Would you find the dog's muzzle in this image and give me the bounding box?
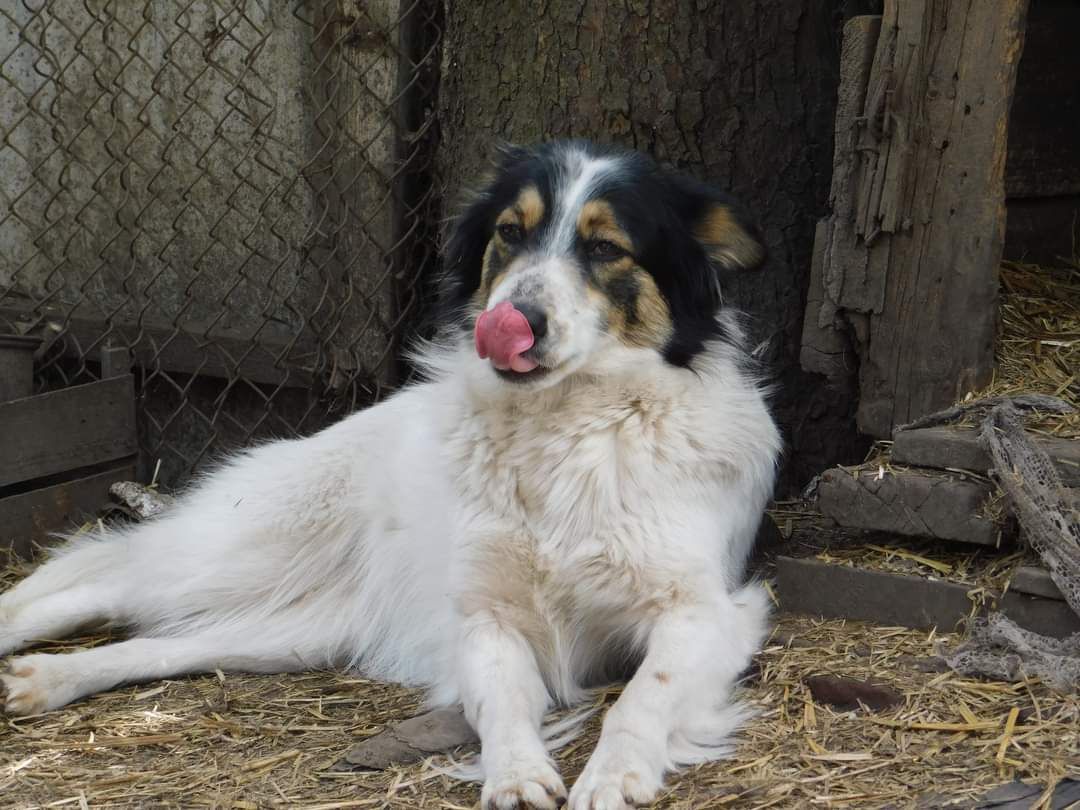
[474,301,540,373]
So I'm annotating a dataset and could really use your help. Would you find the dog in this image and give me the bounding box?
[0,140,780,810]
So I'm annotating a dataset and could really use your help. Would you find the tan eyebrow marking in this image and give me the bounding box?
[577,199,633,252]
[495,185,544,231]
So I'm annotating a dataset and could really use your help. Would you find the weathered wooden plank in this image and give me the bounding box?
[832,16,883,225]
[0,464,136,559]
[853,0,1028,436]
[801,16,881,384]
[804,0,1029,437]
[892,425,1080,486]
[0,306,315,389]
[817,466,1000,546]
[0,334,40,403]
[0,376,137,488]
[825,16,886,314]
[1000,591,1080,638]
[777,556,1080,638]
[776,555,974,631]
[1009,565,1064,601]
[307,0,404,392]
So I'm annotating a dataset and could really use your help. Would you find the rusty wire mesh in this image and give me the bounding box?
[0,0,442,487]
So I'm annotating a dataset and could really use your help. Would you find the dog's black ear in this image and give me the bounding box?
[438,190,497,323]
[438,144,536,323]
[671,175,766,272]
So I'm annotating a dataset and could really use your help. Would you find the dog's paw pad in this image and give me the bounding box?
[568,743,661,809]
[1,655,65,716]
[482,759,567,810]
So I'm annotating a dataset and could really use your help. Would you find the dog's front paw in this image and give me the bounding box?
[482,756,567,810]
[568,736,663,810]
[1,654,72,716]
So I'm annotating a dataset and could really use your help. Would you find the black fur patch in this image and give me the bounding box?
[604,272,641,326]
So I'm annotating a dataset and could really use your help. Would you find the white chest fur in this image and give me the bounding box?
[442,357,779,696]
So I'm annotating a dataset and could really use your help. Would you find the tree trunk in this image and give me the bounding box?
[437,0,866,491]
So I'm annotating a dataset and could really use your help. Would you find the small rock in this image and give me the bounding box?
[336,707,478,770]
[804,675,903,713]
[108,481,176,521]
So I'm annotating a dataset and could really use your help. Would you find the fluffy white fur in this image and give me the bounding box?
[1,151,780,810]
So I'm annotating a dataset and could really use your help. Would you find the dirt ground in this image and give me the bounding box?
[3,605,1078,810]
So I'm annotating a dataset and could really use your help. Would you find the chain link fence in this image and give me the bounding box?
[0,0,443,488]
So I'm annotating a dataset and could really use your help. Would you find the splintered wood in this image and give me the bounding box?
[802,1,1029,437]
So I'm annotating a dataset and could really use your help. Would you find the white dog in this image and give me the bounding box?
[1,141,780,810]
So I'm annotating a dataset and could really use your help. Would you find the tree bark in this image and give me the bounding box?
[437,0,864,491]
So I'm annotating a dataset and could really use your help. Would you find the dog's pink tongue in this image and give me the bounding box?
[475,301,538,373]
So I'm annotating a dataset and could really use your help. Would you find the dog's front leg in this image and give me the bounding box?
[459,610,566,810]
[568,585,769,810]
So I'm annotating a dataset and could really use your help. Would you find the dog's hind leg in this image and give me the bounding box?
[1,624,333,716]
[0,540,131,657]
[0,585,121,658]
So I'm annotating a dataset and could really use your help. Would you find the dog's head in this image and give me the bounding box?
[439,140,764,388]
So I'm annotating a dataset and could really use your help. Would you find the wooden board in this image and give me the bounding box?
[800,16,881,385]
[1010,565,1064,601]
[0,306,315,389]
[0,464,135,559]
[0,376,137,488]
[856,0,1028,436]
[817,466,1001,546]
[776,555,974,631]
[892,425,1080,486]
[777,555,1080,637]
[999,591,1080,638]
[802,0,1029,438]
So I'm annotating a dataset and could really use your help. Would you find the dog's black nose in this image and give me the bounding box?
[512,302,548,340]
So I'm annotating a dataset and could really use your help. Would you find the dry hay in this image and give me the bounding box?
[4,557,1079,809]
[967,261,1080,438]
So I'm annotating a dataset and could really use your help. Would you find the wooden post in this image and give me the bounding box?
[803,0,1029,438]
[309,0,406,399]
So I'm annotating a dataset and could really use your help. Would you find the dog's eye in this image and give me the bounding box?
[586,239,625,261]
[497,223,525,244]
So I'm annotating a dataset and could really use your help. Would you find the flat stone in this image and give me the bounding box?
[817,466,1001,546]
[892,425,1080,486]
[336,707,478,771]
[109,481,176,521]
